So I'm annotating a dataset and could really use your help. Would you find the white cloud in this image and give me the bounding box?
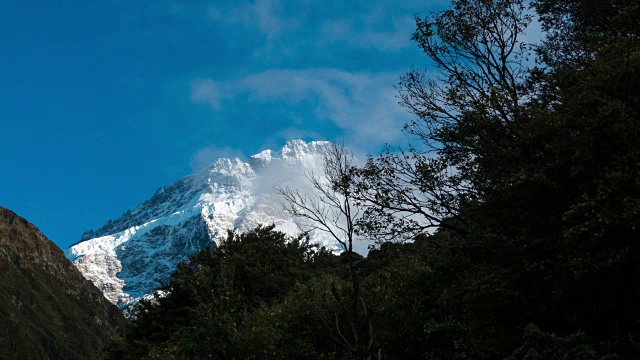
[208,0,301,40]
[190,79,223,110]
[204,0,433,56]
[190,68,412,150]
[321,15,415,51]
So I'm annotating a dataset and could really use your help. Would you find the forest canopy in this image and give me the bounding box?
[110,0,640,358]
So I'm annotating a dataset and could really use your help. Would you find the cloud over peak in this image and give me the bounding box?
[190,68,411,149]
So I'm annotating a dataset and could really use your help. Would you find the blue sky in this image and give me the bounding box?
[0,0,448,249]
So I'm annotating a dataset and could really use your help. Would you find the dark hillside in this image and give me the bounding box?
[0,207,126,360]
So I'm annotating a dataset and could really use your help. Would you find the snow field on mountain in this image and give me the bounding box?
[67,140,348,307]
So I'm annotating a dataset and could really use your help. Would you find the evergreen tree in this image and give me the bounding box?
[109,1,640,358]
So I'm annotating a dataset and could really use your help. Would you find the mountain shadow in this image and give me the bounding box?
[0,207,126,360]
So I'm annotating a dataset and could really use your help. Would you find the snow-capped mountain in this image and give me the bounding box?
[65,140,341,307]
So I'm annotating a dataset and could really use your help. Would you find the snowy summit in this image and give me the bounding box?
[65,140,338,306]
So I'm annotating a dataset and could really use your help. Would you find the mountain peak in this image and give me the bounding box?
[281,139,330,160]
[199,157,254,182]
[67,139,341,307]
[249,149,272,169]
[206,157,250,173]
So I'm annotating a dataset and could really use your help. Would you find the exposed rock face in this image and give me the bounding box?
[0,207,126,360]
[66,140,343,307]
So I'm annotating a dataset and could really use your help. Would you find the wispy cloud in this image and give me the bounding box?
[190,79,223,110]
[208,0,301,40]
[321,8,416,52]
[177,1,452,159]
[190,68,411,150]
[202,0,435,61]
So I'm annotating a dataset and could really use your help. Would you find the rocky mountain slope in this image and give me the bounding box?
[0,207,126,360]
[66,140,343,307]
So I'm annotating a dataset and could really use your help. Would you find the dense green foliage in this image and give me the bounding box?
[109,225,350,359]
[112,0,640,358]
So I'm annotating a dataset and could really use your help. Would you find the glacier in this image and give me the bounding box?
[64,140,346,307]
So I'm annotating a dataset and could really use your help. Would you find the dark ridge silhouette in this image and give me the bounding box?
[0,207,126,360]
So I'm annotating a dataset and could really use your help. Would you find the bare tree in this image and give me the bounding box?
[353,149,473,242]
[276,142,377,359]
[353,0,532,242]
[277,143,359,254]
